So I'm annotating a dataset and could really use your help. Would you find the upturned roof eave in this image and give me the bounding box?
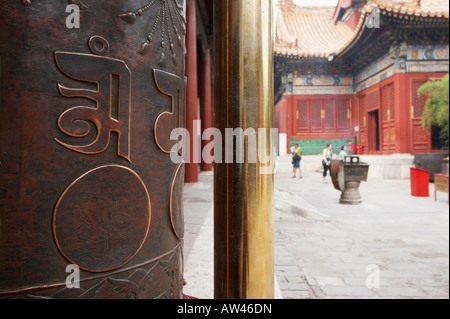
[274,1,450,61]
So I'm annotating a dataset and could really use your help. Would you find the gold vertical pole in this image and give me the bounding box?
[213,0,274,299]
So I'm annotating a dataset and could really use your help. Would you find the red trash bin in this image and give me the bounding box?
[357,145,363,155]
[410,167,431,197]
[349,142,356,154]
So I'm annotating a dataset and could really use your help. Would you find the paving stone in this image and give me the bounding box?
[282,290,314,299]
[279,282,310,291]
[314,276,345,286]
[320,286,377,297]
[372,287,428,298]
[285,276,307,283]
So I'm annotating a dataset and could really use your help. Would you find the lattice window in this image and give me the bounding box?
[311,100,322,128]
[359,95,366,127]
[390,84,395,120]
[337,100,349,128]
[298,101,309,129]
[367,91,379,110]
[413,80,427,118]
[324,100,335,129]
[381,86,389,121]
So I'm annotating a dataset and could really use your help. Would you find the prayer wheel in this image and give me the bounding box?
[0,0,186,299]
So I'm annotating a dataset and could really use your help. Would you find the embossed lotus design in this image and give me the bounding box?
[120,0,186,67]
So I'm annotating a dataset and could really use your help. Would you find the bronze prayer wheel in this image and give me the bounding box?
[0,0,186,298]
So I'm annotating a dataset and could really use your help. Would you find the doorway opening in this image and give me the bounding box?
[432,125,448,150]
[368,110,380,152]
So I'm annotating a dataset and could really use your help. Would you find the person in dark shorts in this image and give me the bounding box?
[291,143,303,179]
[322,143,333,182]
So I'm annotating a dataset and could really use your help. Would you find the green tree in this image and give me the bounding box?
[418,74,449,147]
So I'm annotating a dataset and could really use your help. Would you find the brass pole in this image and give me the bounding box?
[213,0,274,299]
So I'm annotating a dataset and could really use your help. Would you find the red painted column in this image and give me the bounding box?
[200,48,213,172]
[286,95,294,154]
[185,0,199,183]
[395,73,410,153]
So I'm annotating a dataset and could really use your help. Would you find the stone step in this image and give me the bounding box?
[275,154,415,179]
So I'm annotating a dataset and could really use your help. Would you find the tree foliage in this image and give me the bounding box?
[418,74,449,146]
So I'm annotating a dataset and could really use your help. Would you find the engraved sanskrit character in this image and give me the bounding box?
[54,52,132,162]
[153,69,186,156]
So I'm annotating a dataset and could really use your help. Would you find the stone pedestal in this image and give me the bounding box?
[340,180,364,205]
[332,157,370,205]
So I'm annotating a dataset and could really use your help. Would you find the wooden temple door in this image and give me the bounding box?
[324,100,337,133]
[301,99,350,135]
[381,84,396,152]
[296,100,310,133]
[366,91,381,152]
[0,1,186,299]
[311,100,324,133]
[337,99,351,133]
[358,95,369,151]
[411,79,431,153]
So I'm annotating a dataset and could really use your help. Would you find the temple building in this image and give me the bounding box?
[274,0,449,155]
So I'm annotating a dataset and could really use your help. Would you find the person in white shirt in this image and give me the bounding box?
[339,145,348,161]
[322,143,333,182]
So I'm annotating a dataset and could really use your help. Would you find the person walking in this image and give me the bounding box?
[322,143,333,182]
[291,143,303,179]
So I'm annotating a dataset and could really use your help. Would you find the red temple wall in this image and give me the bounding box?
[280,72,448,155]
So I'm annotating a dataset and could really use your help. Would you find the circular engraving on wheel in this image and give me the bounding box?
[53,165,151,273]
[88,35,110,56]
[170,163,185,239]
